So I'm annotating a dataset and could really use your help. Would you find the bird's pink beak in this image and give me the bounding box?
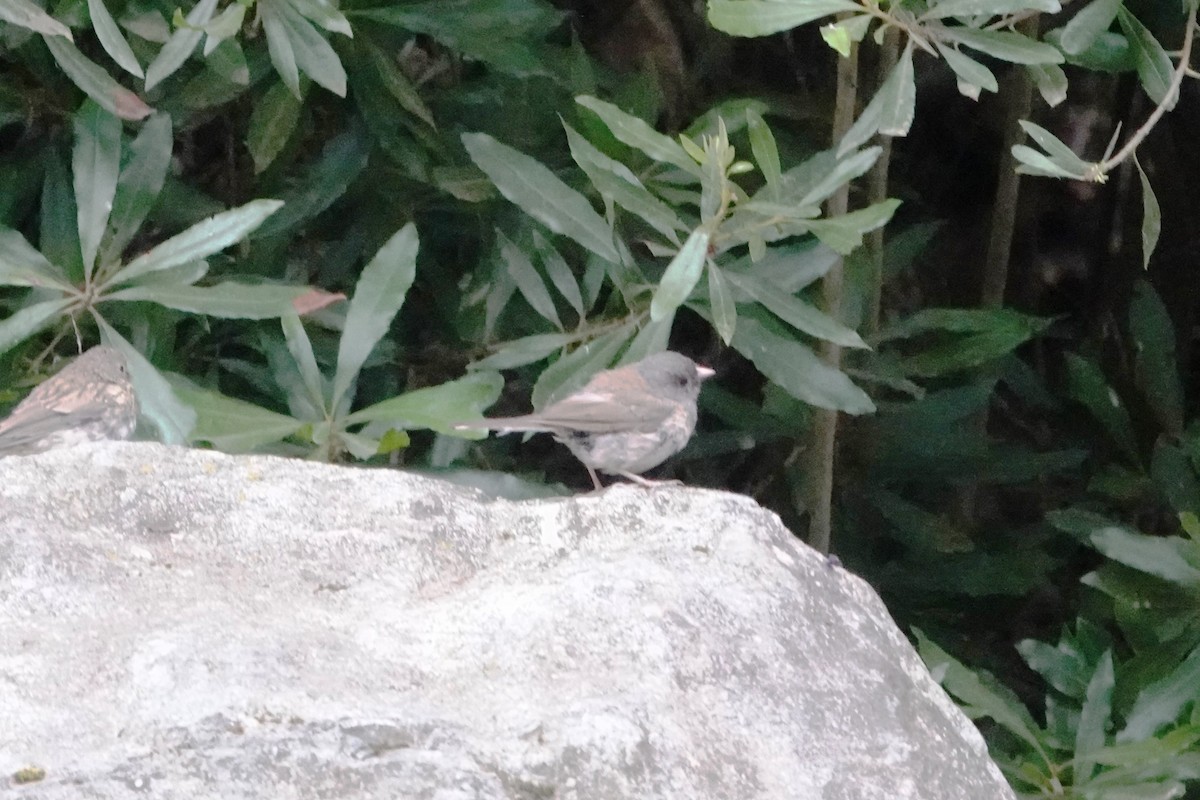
[697,365,716,380]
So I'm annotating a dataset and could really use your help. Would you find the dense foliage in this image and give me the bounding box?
[2,0,1200,795]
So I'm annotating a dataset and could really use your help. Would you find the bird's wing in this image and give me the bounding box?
[529,389,676,433]
[0,394,111,450]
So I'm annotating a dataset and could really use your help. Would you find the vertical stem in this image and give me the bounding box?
[806,40,860,555]
[981,18,1037,308]
[866,30,899,337]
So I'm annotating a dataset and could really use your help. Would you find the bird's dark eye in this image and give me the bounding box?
[676,375,689,387]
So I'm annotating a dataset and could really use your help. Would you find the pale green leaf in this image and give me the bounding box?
[143,0,218,90]
[576,95,700,177]
[839,43,915,154]
[112,199,283,283]
[72,101,121,279]
[707,264,736,344]
[88,0,143,76]
[651,228,709,322]
[348,372,504,434]
[247,80,302,173]
[106,281,307,318]
[707,0,859,36]
[104,112,172,263]
[948,27,1065,64]
[1059,0,1121,55]
[0,229,72,289]
[1135,155,1160,270]
[1117,7,1175,107]
[1,0,70,37]
[462,132,619,262]
[0,298,73,356]
[44,36,153,120]
[332,223,418,408]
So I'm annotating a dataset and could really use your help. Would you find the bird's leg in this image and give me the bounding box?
[586,465,604,491]
[616,472,683,488]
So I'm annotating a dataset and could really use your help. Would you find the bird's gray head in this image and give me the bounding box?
[73,346,132,385]
[634,351,715,403]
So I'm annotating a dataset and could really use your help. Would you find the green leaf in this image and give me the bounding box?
[1075,649,1115,782]
[470,332,574,370]
[575,95,700,177]
[1117,7,1175,107]
[651,228,709,322]
[534,231,585,317]
[1026,63,1068,107]
[87,0,143,77]
[730,311,874,414]
[786,147,881,209]
[268,0,347,97]
[44,36,153,121]
[365,40,435,129]
[1130,281,1183,436]
[112,199,283,284]
[498,230,561,330]
[707,0,859,36]
[838,44,915,155]
[1,0,71,38]
[202,4,246,54]
[353,0,564,78]
[247,80,302,173]
[462,132,619,263]
[0,298,73,356]
[724,269,865,347]
[106,281,307,318]
[104,112,172,264]
[620,316,673,364]
[530,327,633,409]
[1059,0,1121,55]
[923,0,1061,18]
[936,43,998,100]
[348,371,505,434]
[72,101,121,280]
[40,151,83,280]
[1020,120,1094,175]
[254,129,369,238]
[287,0,351,36]
[707,264,736,345]
[947,27,1065,65]
[332,223,418,409]
[0,229,72,289]
[915,629,1048,755]
[1063,352,1139,464]
[97,321,196,445]
[261,0,300,96]
[1135,155,1161,270]
[1089,525,1200,588]
[805,200,900,255]
[143,0,218,90]
[563,121,684,243]
[746,110,781,188]
[168,375,304,452]
[281,310,327,413]
[1151,441,1200,518]
[1121,646,1200,742]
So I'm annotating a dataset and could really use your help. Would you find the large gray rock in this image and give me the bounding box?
[1,442,1014,799]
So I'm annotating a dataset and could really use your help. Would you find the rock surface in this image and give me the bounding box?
[1,442,1014,799]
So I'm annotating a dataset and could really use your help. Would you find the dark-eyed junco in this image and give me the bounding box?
[461,351,714,489]
[0,346,138,456]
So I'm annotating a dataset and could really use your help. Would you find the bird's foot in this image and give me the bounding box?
[616,472,683,488]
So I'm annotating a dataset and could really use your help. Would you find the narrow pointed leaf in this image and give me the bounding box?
[1117,7,1174,107]
[96,320,196,444]
[144,0,218,90]
[168,375,304,452]
[332,223,418,408]
[0,229,72,289]
[1135,155,1160,270]
[106,281,309,318]
[651,228,708,322]
[0,298,73,356]
[839,44,916,155]
[707,264,736,344]
[1060,0,1121,55]
[271,0,346,96]
[72,101,121,279]
[1,0,71,37]
[347,371,504,434]
[575,95,700,177]
[262,0,300,97]
[105,113,172,262]
[707,0,858,36]
[44,36,153,120]
[281,310,327,412]
[113,199,283,283]
[463,132,618,262]
[88,0,143,77]
[948,27,1065,64]
[726,269,866,347]
[498,230,561,330]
